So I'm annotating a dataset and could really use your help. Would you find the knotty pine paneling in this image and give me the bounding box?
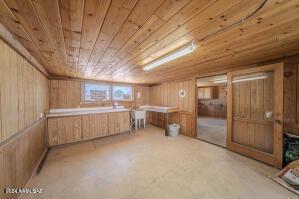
[0,39,49,143]
[0,119,47,199]
[49,79,150,109]
[284,61,299,136]
[198,85,227,118]
[149,79,196,137]
[1,0,299,83]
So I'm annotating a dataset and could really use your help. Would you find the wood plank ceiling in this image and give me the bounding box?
[0,0,299,84]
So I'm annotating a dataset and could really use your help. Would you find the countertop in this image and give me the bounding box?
[46,107,130,118]
[140,105,179,113]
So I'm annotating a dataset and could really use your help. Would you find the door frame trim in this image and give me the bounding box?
[227,63,284,168]
[195,73,227,144]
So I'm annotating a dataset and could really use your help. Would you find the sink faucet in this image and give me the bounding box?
[113,101,116,109]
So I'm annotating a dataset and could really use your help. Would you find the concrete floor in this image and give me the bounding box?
[197,117,226,147]
[22,125,294,199]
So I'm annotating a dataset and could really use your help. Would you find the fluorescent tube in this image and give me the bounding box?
[143,41,196,71]
[232,75,267,83]
[213,74,267,84]
[214,79,228,84]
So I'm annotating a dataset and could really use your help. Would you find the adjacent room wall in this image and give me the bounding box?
[284,60,299,136]
[49,79,150,109]
[0,39,49,198]
[198,86,227,118]
[148,79,196,137]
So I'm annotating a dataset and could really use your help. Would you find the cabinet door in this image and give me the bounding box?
[82,115,91,140]
[99,114,109,137]
[198,88,204,99]
[59,116,82,144]
[48,116,82,146]
[82,114,109,140]
[203,87,211,99]
[48,118,58,146]
[119,112,130,132]
[108,113,120,135]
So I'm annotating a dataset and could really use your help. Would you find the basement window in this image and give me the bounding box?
[112,85,133,101]
[83,82,110,101]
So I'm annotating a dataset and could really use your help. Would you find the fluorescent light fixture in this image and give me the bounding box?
[214,79,227,84]
[213,74,267,84]
[143,41,196,71]
[232,74,267,83]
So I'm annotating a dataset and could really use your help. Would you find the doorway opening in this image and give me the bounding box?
[196,75,227,147]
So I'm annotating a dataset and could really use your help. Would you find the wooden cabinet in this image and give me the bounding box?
[119,111,130,132]
[108,112,120,135]
[198,87,217,99]
[82,114,108,140]
[47,111,130,146]
[48,116,82,146]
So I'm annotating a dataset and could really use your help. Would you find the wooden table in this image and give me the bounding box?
[140,105,179,136]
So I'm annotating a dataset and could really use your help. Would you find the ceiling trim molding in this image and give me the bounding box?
[0,23,49,78]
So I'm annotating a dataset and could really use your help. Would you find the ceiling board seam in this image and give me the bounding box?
[110,0,218,76]
[57,0,70,74]
[81,0,112,73]
[4,0,62,73]
[152,36,296,80]
[197,0,268,44]
[1,0,53,75]
[76,0,86,73]
[116,0,268,78]
[154,0,270,75]
[30,0,64,73]
[86,0,140,75]
[94,0,168,76]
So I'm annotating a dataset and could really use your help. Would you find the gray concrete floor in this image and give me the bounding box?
[197,116,226,147]
[22,125,294,199]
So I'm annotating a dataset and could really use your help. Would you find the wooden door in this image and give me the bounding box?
[227,63,284,168]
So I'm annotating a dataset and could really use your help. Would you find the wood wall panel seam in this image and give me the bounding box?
[0,39,49,145]
[0,119,47,199]
[0,118,46,148]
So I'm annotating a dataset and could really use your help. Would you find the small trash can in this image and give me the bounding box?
[168,123,180,137]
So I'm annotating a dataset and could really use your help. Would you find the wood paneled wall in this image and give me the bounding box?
[0,39,49,199]
[0,119,47,199]
[49,79,150,109]
[0,39,49,144]
[284,61,299,136]
[148,79,196,137]
[198,86,227,118]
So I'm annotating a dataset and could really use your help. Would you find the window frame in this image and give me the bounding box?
[112,84,134,102]
[81,81,111,102]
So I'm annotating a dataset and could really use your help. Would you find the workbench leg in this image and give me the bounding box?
[165,113,169,136]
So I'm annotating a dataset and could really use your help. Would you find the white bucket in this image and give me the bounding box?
[168,123,180,137]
